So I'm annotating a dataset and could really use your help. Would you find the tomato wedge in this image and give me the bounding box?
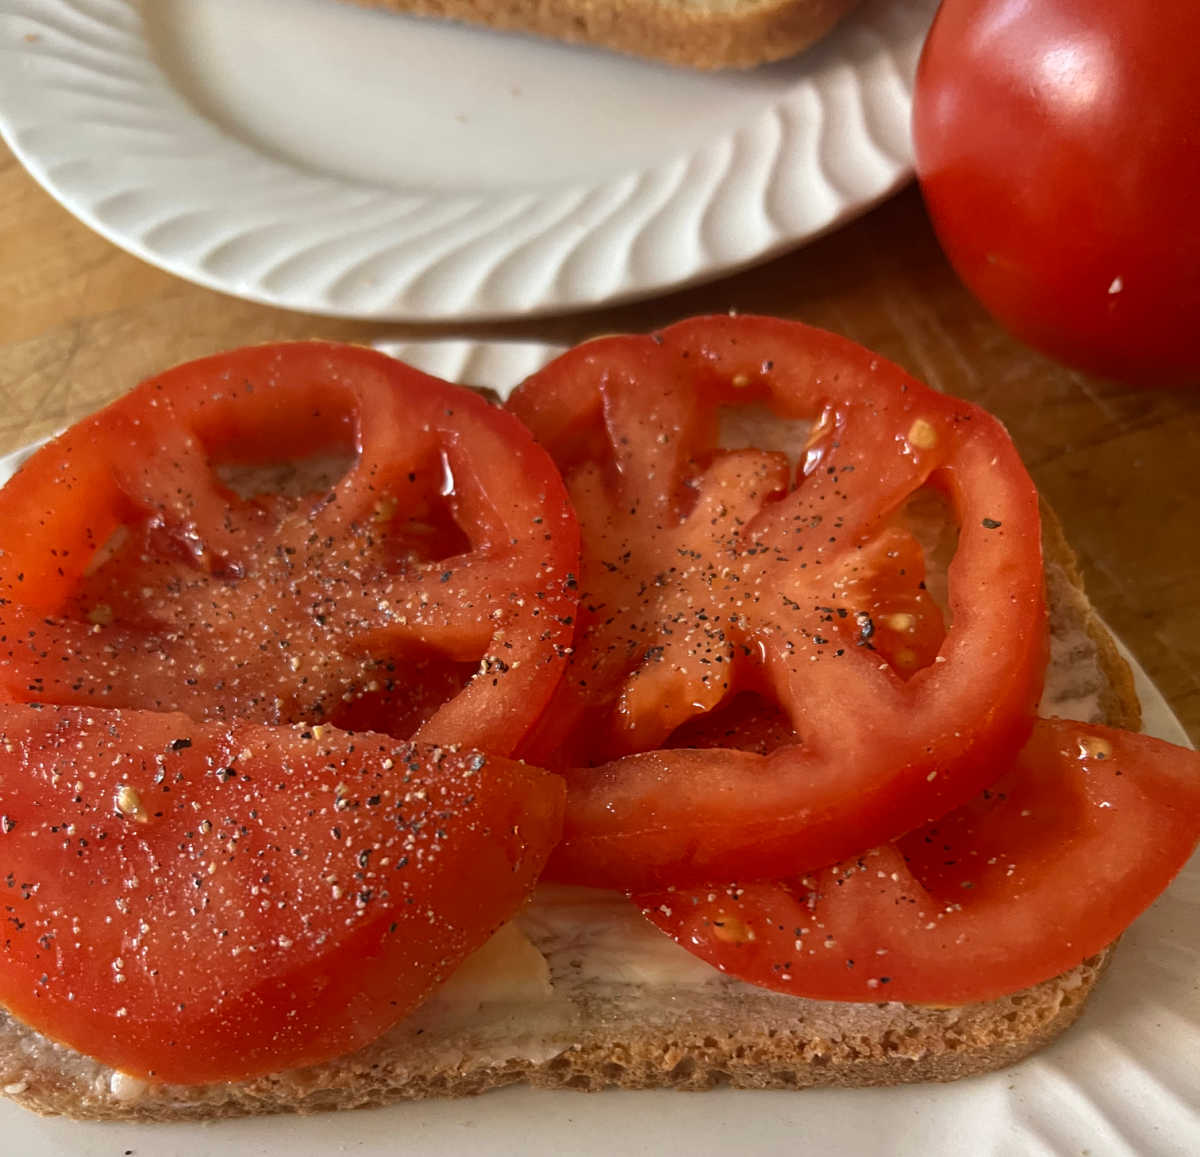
[0,703,563,1083]
[0,343,579,755]
[508,316,1046,890]
[639,719,1200,1004]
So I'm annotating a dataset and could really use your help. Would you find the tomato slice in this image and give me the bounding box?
[0,703,563,1083]
[639,719,1200,1004]
[507,315,1046,890]
[0,343,580,755]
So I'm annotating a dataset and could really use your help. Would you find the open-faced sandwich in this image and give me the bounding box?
[0,316,1196,1119]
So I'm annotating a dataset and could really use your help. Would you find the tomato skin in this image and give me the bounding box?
[0,343,580,756]
[913,0,1200,387]
[510,315,1047,891]
[0,704,563,1083]
[639,719,1200,1004]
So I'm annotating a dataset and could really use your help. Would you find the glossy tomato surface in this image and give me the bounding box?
[0,343,578,1083]
[913,0,1200,387]
[641,719,1200,1003]
[0,342,580,756]
[509,315,1047,891]
[0,705,563,1082]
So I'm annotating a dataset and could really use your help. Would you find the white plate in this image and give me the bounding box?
[0,338,1197,1156]
[0,0,936,321]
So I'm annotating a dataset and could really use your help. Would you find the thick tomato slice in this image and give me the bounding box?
[0,343,579,755]
[507,315,1046,890]
[639,719,1200,1004]
[0,703,563,1083]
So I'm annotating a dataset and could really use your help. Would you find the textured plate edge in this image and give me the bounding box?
[0,0,936,322]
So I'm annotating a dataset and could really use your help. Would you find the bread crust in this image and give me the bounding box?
[341,0,862,70]
[0,506,1142,1120]
[1040,503,1141,732]
[0,951,1112,1120]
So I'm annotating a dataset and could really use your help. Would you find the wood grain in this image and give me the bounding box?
[1,143,1197,743]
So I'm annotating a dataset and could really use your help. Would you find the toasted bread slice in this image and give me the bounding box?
[0,510,1141,1119]
[339,0,862,70]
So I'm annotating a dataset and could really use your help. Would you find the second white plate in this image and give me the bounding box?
[0,0,936,320]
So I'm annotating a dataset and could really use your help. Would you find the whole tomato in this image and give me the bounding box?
[912,0,1200,387]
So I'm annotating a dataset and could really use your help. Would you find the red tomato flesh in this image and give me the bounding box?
[0,703,563,1083]
[509,315,1047,890]
[0,343,580,756]
[639,720,1200,1004]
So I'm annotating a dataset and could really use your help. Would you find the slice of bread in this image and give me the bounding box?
[0,509,1142,1120]
[340,0,862,70]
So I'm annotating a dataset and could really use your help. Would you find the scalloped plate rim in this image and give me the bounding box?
[0,0,937,322]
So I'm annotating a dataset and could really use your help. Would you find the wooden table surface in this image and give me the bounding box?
[2,142,1197,744]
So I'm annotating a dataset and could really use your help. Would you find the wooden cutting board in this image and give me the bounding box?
[1,144,1196,742]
